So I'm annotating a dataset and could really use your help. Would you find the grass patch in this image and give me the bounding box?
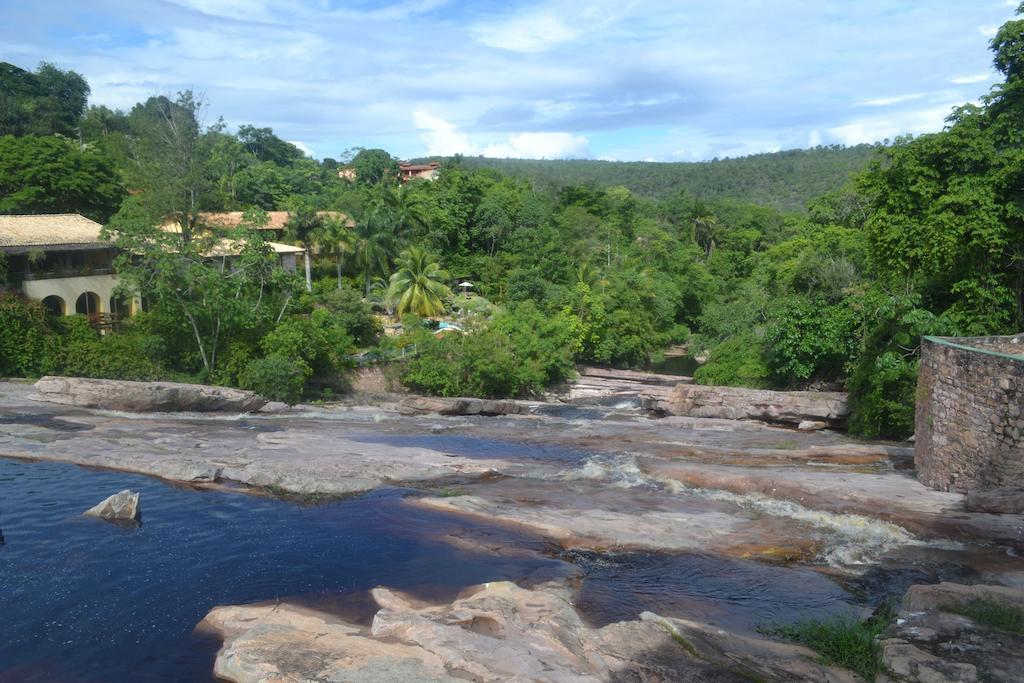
[759,603,895,681]
[944,599,1024,634]
[438,487,465,498]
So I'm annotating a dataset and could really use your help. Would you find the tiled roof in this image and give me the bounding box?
[166,211,353,232]
[0,214,106,248]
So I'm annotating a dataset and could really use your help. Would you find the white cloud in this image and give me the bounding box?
[858,93,925,106]
[413,111,588,158]
[413,110,476,156]
[287,140,314,157]
[472,12,580,52]
[950,73,991,84]
[826,103,960,145]
[979,24,1000,37]
[482,132,590,159]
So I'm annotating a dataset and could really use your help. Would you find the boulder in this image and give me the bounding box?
[878,582,1024,682]
[398,396,530,416]
[965,487,1024,514]
[666,384,849,427]
[31,376,267,413]
[200,581,849,682]
[83,489,140,523]
[797,420,827,431]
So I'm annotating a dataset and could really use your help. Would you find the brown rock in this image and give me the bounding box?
[200,582,739,682]
[31,376,267,413]
[398,396,531,416]
[965,487,1024,514]
[667,384,849,427]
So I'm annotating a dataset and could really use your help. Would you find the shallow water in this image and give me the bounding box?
[0,456,867,681]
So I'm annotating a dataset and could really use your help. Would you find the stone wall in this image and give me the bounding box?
[915,334,1024,492]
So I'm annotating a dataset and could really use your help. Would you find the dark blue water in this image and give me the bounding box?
[0,457,862,682]
[0,458,569,682]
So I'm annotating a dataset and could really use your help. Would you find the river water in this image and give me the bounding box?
[0,447,860,682]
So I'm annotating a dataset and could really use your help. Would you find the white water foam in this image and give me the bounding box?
[562,454,934,569]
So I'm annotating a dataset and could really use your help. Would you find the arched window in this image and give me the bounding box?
[75,291,101,316]
[41,295,65,317]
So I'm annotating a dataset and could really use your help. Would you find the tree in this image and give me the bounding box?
[0,61,90,137]
[316,215,354,289]
[126,92,213,241]
[237,125,305,166]
[351,148,399,186]
[387,246,451,317]
[104,199,299,376]
[0,135,124,221]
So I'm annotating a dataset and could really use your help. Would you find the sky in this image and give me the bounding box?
[0,0,1019,162]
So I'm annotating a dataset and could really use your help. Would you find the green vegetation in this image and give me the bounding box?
[944,600,1024,634]
[2,8,1023,420]
[423,145,878,213]
[760,604,896,681]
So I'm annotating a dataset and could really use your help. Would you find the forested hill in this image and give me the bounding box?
[417,144,880,212]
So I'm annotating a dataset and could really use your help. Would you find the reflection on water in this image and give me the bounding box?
[570,550,859,631]
[0,458,569,682]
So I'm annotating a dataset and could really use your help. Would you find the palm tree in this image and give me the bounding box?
[315,216,354,289]
[374,185,429,239]
[387,246,451,317]
[351,212,397,296]
[366,276,397,315]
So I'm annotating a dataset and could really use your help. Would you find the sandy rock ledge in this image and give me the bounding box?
[199,581,854,682]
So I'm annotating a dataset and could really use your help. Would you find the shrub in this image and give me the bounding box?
[693,333,771,388]
[260,309,353,376]
[760,603,895,681]
[57,318,163,381]
[314,284,380,346]
[764,295,857,385]
[239,354,311,404]
[0,293,62,377]
[399,305,575,398]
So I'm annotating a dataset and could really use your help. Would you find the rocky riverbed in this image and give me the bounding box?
[2,378,1023,681]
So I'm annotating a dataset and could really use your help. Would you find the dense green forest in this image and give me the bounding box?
[414,145,878,213]
[2,7,1023,438]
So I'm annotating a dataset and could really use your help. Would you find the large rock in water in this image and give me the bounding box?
[398,396,531,416]
[83,489,141,523]
[199,581,855,682]
[31,376,267,413]
[666,384,849,427]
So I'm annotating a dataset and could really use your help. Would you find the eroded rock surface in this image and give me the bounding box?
[200,581,848,682]
[965,487,1024,514]
[31,376,267,413]
[667,384,849,427]
[83,489,140,523]
[398,396,533,416]
[879,582,1024,683]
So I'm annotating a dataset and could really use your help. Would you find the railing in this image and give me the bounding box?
[347,343,420,366]
[22,267,116,281]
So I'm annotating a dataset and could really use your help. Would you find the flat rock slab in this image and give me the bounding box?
[966,487,1024,514]
[83,489,140,523]
[31,376,267,413]
[667,384,849,426]
[410,479,827,560]
[644,459,1024,548]
[199,581,844,682]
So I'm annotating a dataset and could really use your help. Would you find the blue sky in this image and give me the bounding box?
[1,1,1018,161]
